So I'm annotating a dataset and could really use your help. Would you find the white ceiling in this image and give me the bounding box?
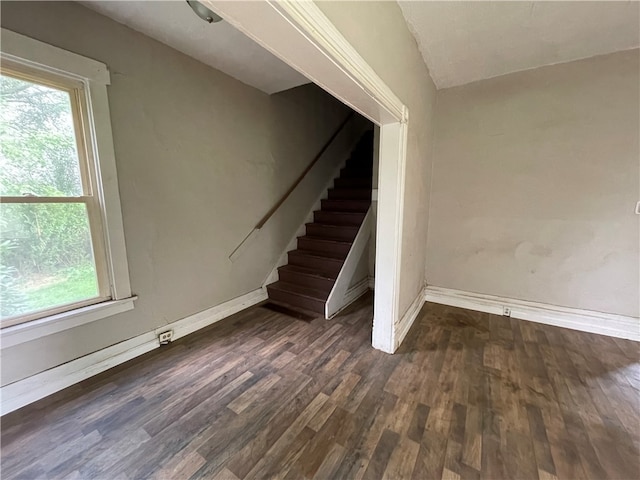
[398,1,640,88]
[80,1,310,94]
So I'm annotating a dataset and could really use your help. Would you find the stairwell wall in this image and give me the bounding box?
[0,1,352,385]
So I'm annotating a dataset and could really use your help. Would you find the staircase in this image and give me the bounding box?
[266,131,374,314]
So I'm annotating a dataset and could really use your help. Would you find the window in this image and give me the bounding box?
[1,62,109,325]
[0,29,133,343]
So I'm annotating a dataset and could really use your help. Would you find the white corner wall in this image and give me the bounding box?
[427,49,640,318]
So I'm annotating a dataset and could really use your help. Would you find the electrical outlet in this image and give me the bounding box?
[158,330,173,344]
[503,306,511,317]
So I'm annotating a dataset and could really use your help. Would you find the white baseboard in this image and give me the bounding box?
[327,278,370,319]
[1,288,268,416]
[343,278,370,308]
[394,287,426,351]
[424,286,639,341]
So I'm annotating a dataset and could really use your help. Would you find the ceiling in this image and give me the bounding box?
[398,1,640,88]
[80,1,310,94]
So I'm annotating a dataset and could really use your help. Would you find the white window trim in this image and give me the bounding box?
[0,28,134,348]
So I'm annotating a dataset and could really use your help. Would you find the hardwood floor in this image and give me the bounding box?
[1,294,639,479]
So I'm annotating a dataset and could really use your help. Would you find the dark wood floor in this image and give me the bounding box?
[1,294,639,480]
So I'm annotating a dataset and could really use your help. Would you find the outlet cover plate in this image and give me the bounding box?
[158,330,173,344]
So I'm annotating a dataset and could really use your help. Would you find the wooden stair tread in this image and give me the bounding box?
[305,223,359,230]
[278,264,337,281]
[321,199,371,212]
[315,211,366,217]
[267,130,373,313]
[297,236,352,246]
[260,300,321,321]
[289,249,346,261]
[267,281,329,301]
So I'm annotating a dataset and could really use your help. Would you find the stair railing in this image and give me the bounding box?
[229,111,355,261]
[325,206,373,318]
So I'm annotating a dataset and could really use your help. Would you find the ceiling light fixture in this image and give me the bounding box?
[186,1,222,23]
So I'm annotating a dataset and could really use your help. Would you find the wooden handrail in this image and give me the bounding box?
[255,111,354,229]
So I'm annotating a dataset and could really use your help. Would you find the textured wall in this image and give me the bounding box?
[1,1,352,385]
[427,50,640,317]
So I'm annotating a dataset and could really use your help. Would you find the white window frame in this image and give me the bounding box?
[0,29,135,349]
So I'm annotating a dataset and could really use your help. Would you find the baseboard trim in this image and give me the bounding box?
[327,278,370,319]
[424,286,639,341]
[394,288,426,351]
[1,288,268,416]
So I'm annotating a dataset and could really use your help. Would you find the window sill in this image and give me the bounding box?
[0,296,137,349]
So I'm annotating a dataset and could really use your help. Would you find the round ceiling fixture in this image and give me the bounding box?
[186,1,223,23]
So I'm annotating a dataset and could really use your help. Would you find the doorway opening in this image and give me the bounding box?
[205,1,410,352]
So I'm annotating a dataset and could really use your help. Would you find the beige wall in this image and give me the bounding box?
[1,1,352,385]
[427,50,640,317]
[316,1,437,317]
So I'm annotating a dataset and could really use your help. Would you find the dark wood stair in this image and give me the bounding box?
[266,130,374,314]
[321,199,370,213]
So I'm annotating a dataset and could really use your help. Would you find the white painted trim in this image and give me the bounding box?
[87,83,132,300]
[206,1,403,126]
[0,288,267,415]
[327,278,370,319]
[160,288,267,341]
[372,120,409,353]
[267,1,406,123]
[1,29,133,322]
[0,297,136,350]
[326,208,372,318]
[0,28,110,84]
[424,286,640,341]
[1,331,157,417]
[393,288,426,351]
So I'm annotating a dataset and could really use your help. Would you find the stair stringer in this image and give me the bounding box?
[325,207,372,318]
[261,117,371,290]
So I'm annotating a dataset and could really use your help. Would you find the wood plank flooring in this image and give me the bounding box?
[1,293,639,479]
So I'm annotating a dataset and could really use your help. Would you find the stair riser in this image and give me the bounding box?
[328,189,371,200]
[298,237,350,257]
[334,178,372,189]
[266,287,325,314]
[288,253,343,277]
[314,211,365,226]
[306,224,358,242]
[278,270,334,293]
[321,199,370,213]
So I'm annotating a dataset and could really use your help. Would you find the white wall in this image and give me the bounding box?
[0,1,353,385]
[316,1,437,317]
[427,49,640,317]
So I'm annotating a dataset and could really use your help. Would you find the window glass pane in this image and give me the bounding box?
[0,202,99,320]
[0,73,83,197]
